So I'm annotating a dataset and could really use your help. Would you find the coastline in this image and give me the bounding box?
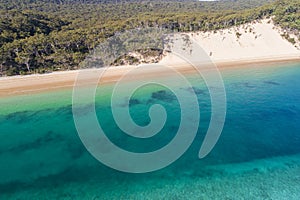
[1,18,300,98]
[1,56,300,98]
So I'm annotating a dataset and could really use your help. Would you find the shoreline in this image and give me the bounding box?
[1,18,300,98]
[1,56,300,98]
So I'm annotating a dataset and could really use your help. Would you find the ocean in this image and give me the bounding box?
[1,63,300,199]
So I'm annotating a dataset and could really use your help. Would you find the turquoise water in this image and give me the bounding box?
[1,63,300,199]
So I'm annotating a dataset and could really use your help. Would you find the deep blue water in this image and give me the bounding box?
[1,63,300,199]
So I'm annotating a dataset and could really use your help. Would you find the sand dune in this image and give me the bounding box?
[160,19,300,65]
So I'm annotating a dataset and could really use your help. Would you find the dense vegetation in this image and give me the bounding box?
[0,0,299,76]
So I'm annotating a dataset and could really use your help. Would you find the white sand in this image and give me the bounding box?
[160,19,300,65]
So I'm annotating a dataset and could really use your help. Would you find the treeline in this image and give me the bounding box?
[272,0,300,31]
[0,0,298,76]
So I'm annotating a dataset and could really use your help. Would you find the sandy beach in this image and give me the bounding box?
[1,19,299,97]
[1,58,299,98]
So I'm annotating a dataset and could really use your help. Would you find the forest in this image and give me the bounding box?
[0,0,299,76]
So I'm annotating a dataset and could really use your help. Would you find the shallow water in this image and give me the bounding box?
[1,63,300,199]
